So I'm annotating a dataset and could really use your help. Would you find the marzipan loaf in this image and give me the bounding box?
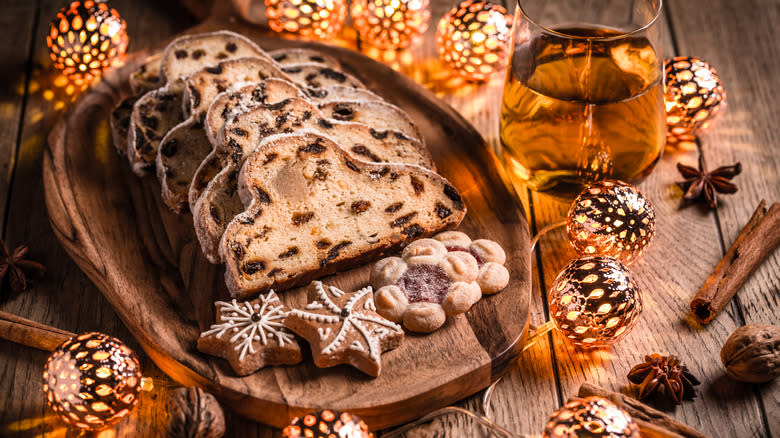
[219,132,465,298]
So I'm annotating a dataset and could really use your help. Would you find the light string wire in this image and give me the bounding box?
[381,220,567,437]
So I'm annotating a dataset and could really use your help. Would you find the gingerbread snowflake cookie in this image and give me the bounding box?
[197,291,302,376]
[285,281,404,377]
[433,231,510,294]
[371,233,510,333]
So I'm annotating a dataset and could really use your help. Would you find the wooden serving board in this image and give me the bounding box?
[42,7,531,430]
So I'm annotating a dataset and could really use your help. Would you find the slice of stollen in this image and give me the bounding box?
[128,32,271,176]
[280,63,365,90]
[110,95,138,156]
[127,83,185,175]
[129,53,162,95]
[159,30,272,84]
[214,98,420,168]
[193,98,429,264]
[219,132,465,298]
[180,56,292,119]
[158,57,294,212]
[269,48,340,68]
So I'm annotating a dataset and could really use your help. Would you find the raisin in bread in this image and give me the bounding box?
[219,132,465,298]
[129,53,162,95]
[193,98,430,263]
[127,83,185,175]
[269,48,340,68]
[158,58,293,212]
[110,95,137,156]
[159,31,271,84]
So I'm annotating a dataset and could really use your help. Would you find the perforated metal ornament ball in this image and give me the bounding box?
[282,410,373,437]
[42,332,142,431]
[548,257,642,348]
[543,396,640,438]
[567,180,655,266]
[436,0,512,81]
[664,56,726,137]
[46,1,128,83]
[265,0,347,39]
[351,0,431,50]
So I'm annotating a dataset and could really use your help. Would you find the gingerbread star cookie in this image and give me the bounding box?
[285,281,404,377]
[197,290,302,376]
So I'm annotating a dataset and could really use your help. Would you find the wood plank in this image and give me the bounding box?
[666,0,780,436]
[525,3,769,437]
[0,1,204,437]
[0,3,36,234]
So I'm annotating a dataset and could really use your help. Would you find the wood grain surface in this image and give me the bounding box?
[0,0,777,437]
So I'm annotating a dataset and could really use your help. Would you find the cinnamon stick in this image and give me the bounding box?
[690,200,780,324]
[0,310,74,352]
[577,382,709,438]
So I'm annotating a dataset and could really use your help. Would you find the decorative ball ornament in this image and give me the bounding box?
[543,397,641,438]
[42,332,142,431]
[46,1,128,83]
[567,180,655,266]
[436,0,512,81]
[265,0,347,40]
[664,56,726,137]
[351,0,431,50]
[548,257,642,348]
[282,410,373,437]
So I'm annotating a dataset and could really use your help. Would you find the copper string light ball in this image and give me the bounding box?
[543,396,641,438]
[42,332,143,431]
[664,56,726,137]
[282,410,373,437]
[351,0,431,50]
[548,256,643,348]
[46,1,128,83]
[436,0,512,82]
[266,0,347,39]
[567,180,656,266]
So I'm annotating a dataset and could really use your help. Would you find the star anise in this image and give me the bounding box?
[0,240,45,294]
[627,354,701,404]
[676,155,741,208]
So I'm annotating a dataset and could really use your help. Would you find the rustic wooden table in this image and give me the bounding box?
[0,0,778,436]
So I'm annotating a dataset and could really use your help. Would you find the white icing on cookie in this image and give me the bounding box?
[202,291,295,361]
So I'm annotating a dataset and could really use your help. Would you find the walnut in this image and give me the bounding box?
[165,387,225,438]
[720,324,780,383]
